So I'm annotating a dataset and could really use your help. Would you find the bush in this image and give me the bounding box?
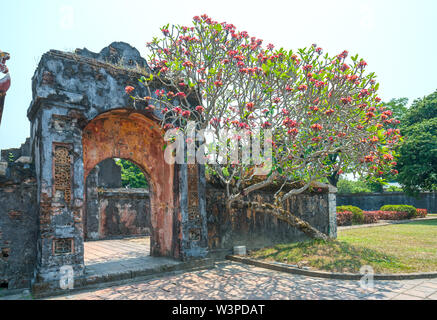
[366,210,409,220]
[363,211,379,224]
[337,211,353,226]
[380,205,417,218]
[416,208,428,218]
[337,205,364,224]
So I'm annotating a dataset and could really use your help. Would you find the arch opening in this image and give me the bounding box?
[82,109,179,265]
[84,157,152,268]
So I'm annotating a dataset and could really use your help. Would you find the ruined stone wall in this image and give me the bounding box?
[0,162,38,290]
[206,185,336,258]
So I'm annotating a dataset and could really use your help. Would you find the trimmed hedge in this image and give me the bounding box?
[365,210,409,220]
[337,205,364,224]
[337,205,428,226]
[363,211,379,224]
[380,205,417,218]
[337,211,353,226]
[416,208,428,218]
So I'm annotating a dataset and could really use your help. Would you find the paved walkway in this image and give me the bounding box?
[50,261,437,300]
[84,236,150,265]
[83,236,183,280]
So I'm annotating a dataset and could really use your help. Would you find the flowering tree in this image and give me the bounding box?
[127,15,401,240]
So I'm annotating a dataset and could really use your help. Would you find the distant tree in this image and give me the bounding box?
[115,159,149,189]
[336,178,371,194]
[396,116,437,195]
[383,97,408,123]
[401,90,437,128]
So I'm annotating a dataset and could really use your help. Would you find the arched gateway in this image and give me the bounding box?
[27,43,208,290]
[0,42,334,293]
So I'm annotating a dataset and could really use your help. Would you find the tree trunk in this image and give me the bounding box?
[327,171,339,187]
[232,200,329,241]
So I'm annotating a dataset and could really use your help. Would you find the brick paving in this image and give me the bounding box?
[49,261,437,300]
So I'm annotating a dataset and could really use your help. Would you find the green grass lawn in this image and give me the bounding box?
[249,219,437,274]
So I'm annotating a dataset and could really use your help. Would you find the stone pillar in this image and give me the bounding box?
[328,189,337,239]
[32,106,85,292]
[179,163,208,260]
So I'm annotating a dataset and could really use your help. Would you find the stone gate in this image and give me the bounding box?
[0,42,336,294]
[27,42,209,290]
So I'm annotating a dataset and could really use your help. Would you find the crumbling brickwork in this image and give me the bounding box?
[0,162,38,290]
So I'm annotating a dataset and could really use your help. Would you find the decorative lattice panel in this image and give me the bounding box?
[53,238,73,255]
[187,164,199,221]
[189,228,201,241]
[54,145,72,203]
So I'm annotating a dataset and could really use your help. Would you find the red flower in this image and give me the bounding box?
[262,121,272,129]
[214,80,223,87]
[340,63,350,72]
[287,128,298,135]
[383,154,394,161]
[325,108,334,115]
[358,60,368,68]
[182,110,191,118]
[246,102,254,111]
[195,105,204,113]
[341,96,352,104]
[182,61,194,68]
[311,123,323,131]
[173,107,182,114]
[364,155,375,162]
[298,84,308,91]
[125,86,135,94]
[283,117,297,128]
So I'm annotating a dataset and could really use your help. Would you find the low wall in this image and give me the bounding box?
[0,163,38,290]
[85,159,151,240]
[337,192,437,213]
[206,185,336,258]
[85,188,151,240]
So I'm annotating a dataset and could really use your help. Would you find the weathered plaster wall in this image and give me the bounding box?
[0,162,38,290]
[206,185,336,257]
